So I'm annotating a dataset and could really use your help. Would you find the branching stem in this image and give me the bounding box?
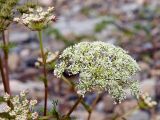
[66,95,83,117]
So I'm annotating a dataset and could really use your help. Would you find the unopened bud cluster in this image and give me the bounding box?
[54,41,140,102]
[138,93,157,109]
[0,90,38,120]
[14,6,56,31]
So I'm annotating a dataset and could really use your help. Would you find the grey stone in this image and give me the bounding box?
[128,110,150,120]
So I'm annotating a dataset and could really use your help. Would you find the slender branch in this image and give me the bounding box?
[87,94,100,120]
[39,115,57,120]
[115,106,139,120]
[2,30,10,95]
[66,95,83,117]
[61,75,92,113]
[61,75,73,88]
[38,30,48,116]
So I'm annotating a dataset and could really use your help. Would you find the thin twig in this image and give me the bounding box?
[61,75,92,113]
[66,95,83,117]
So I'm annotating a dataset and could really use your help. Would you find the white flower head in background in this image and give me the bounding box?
[14,6,56,31]
[54,41,140,103]
[0,90,38,120]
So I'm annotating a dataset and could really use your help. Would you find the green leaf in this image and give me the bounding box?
[0,96,4,103]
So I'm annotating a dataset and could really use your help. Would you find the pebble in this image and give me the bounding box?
[0,80,43,96]
[140,79,156,97]
[128,110,150,120]
[9,32,30,43]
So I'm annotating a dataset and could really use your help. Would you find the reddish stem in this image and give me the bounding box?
[2,31,10,95]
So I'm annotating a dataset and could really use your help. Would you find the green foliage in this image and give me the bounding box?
[80,7,90,16]
[0,42,16,53]
[94,19,114,32]
[46,62,56,70]
[51,99,59,119]
[0,96,5,103]
[17,2,37,14]
[46,27,96,47]
[46,28,74,46]
[0,0,19,31]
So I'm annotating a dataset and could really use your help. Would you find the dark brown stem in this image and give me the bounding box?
[0,55,8,93]
[87,94,100,120]
[38,31,48,116]
[2,31,10,95]
[66,95,83,117]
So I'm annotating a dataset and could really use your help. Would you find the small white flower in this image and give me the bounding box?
[22,99,29,106]
[30,100,37,106]
[20,90,27,97]
[47,7,54,12]
[13,17,20,22]
[37,7,43,12]
[31,112,38,119]
[1,91,39,119]
[3,93,10,101]
[3,105,11,112]
[29,8,34,12]
[9,110,16,116]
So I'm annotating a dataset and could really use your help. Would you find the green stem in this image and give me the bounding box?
[2,31,10,95]
[39,115,56,120]
[38,30,48,116]
[61,75,74,88]
[0,55,8,93]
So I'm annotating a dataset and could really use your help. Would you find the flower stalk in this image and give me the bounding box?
[61,75,92,119]
[1,31,11,95]
[37,30,48,116]
[0,55,8,93]
[66,95,83,117]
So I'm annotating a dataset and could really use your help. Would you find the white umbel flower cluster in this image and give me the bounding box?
[14,6,55,30]
[54,41,140,102]
[0,90,38,120]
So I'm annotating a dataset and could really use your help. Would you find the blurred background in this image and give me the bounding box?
[1,0,160,119]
